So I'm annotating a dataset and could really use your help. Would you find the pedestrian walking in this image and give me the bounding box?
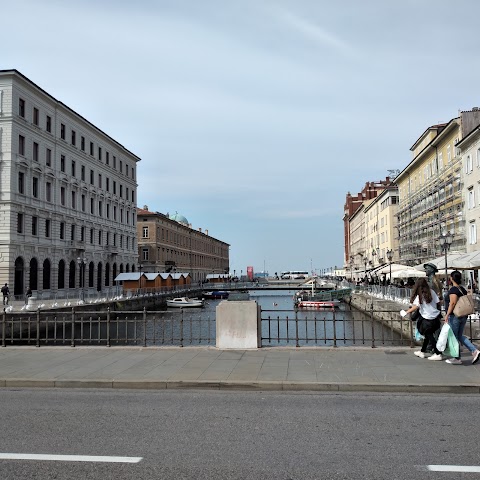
[25,288,32,305]
[1,283,9,305]
[444,270,480,365]
[402,277,443,360]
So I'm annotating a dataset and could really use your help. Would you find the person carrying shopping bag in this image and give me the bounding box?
[444,270,480,365]
[402,277,443,360]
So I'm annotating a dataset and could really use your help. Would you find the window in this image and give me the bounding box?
[98,147,102,161]
[45,219,51,238]
[81,136,85,151]
[46,182,52,202]
[470,222,477,245]
[71,160,76,177]
[98,201,103,217]
[90,198,94,214]
[17,213,24,233]
[71,224,76,241]
[142,248,149,261]
[113,156,116,169]
[90,169,94,184]
[466,155,473,174]
[106,178,110,192]
[60,123,66,140]
[468,188,475,209]
[106,152,109,165]
[143,226,149,238]
[33,142,39,161]
[81,194,85,212]
[46,115,52,133]
[132,190,135,203]
[106,204,110,219]
[32,216,38,236]
[18,172,25,194]
[98,174,102,188]
[81,165,85,181]
[19,98,25,117]
[18,135,25,156]
[60,222,65,239]
[46,148,52,167]
[71,191,76,209]
[98,230,102,245]
[120,160,123,173]
[90,228,94,244]
[113,205,117,221]
[81,226,85,242]
[32,177,39,198]
[120,185,123,198]
[61,155,65,172]
[60,187,66,206]
[113,181,116,195]
[33,107,39,126]
[90,141,94,156]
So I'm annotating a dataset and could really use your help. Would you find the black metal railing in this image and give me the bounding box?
[1,308,216,347]
[2,306,480,348]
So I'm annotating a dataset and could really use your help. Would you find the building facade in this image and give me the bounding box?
[137,207,230,282]
[396,110,480,266]
[457,125,480,252]
[0,70,140,298]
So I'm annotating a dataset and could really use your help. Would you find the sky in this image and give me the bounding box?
[3,0,480,276]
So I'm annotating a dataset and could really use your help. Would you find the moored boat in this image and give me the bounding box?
[166,297,205,308]
[202,290,229,299]
[297,300,340,308]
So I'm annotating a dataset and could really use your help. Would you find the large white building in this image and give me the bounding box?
[0,70,140,299]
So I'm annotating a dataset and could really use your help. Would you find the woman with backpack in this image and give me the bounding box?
[444,270,480,365]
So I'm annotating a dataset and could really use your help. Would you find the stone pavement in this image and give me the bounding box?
[0,346,479,393]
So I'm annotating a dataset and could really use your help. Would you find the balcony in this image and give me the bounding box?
[69,240,85,251]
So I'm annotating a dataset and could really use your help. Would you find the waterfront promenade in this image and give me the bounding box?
[0,346,479,394]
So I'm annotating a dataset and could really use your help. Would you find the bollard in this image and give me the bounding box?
[295,309,299,347]
[180,309,184,347]
[1,309,5,347]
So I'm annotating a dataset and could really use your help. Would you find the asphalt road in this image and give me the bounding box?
[0,389,478,479]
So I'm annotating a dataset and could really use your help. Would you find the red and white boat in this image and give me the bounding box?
[297,300,339,308]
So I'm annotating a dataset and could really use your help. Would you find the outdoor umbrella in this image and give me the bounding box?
[375,263,413,275]
[391,268,426,279]
[413,253,467,271]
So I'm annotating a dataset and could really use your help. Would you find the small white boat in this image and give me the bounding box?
[166,297,205,308]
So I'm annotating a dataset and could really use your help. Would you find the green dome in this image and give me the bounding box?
[169,212,189,225]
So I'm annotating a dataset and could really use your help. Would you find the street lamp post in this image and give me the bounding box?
[77,256,87,301]
[439,231,454,293]
[386,249,394,283]
[363,257,368,282]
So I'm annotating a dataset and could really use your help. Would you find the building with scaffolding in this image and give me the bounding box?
[396,109,480,266]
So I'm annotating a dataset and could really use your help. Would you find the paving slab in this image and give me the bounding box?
[0,346,478,393]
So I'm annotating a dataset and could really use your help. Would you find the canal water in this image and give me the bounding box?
[21,289,404,347]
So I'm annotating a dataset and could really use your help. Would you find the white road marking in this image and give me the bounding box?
[0,453,142,463]
[428,465,480,473]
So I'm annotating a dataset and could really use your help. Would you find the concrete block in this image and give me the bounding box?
[216,300,261,349]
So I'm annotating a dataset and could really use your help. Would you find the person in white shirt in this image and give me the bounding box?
[402,277,442,360]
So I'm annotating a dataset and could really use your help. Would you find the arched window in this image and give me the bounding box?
[88,262,94,288]
[29,258,38,290]
[14,257,25,296]
[97,262,103,291]
[58,260,65,289]
[119,263,124,274]
[69,261,76,288]
[43,259,51,290]
[105,263,110,287]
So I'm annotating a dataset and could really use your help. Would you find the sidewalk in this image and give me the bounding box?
[0,346,479,393]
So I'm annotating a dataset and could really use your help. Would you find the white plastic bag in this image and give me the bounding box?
[436,323,450,352]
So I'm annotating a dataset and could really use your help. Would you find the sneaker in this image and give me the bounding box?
[428,353,443,361]
[472,350,480,365]
[414,351,429,358]
[446,358,463,365]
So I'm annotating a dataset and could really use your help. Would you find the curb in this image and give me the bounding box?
[2,378,480,394]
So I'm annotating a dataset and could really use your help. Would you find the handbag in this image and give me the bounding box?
[453,290,475,317]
